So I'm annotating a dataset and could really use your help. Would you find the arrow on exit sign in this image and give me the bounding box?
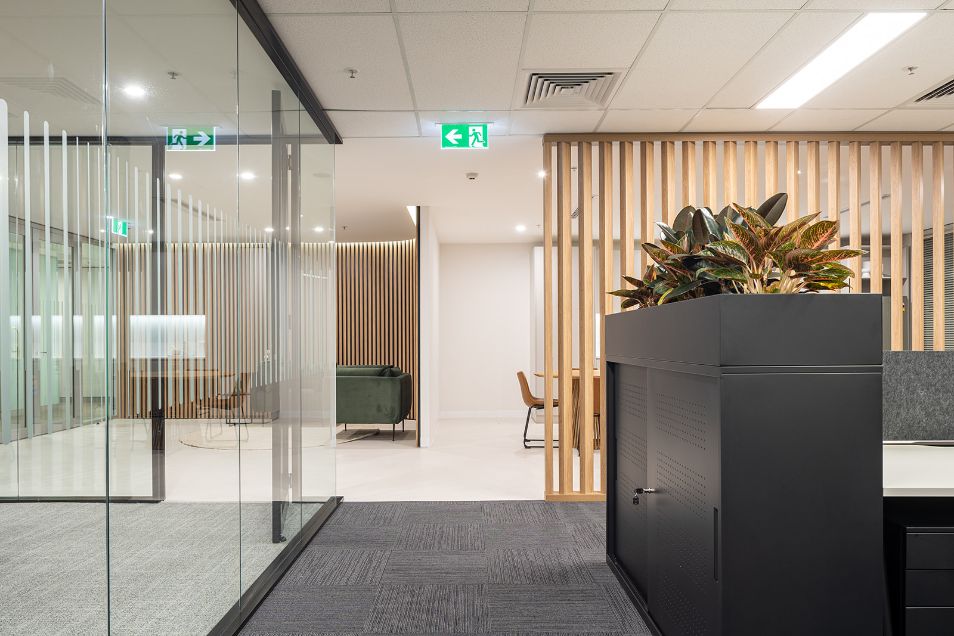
[441,123,488,149]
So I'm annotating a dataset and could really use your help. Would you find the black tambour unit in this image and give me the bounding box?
[604,294,883,636]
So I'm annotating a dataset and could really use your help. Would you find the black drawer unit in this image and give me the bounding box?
[885,499,954,636]
[605,295,884,636]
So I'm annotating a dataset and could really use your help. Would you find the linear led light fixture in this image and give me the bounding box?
[757,12,925,109]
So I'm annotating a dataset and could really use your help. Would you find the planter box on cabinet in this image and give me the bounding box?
[605,294,883,636]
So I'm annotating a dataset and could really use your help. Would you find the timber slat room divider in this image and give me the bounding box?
[542,132,954,502]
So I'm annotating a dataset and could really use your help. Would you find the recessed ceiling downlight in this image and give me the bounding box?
[757,12,925,109]
[122,84,146,99]
[515,224,527,233]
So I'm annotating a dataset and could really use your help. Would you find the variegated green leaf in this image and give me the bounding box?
[797,220,839,249]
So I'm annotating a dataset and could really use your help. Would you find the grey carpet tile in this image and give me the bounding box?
[310,525,405,549]
[398,523,485,551]
[567,520,606,555]
[365,584,487,634]
[485,585,625,634]
[327,503,408,528]
[602,582,653,635]
[480,523,574,551]
[380,551,488,585]
[482,502,560,526]
[402,502,486,525]
[242,587,377,634]
[282,549,390,586]
[488,547,593,585]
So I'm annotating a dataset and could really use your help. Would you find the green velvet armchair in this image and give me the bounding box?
[336,365,413,440]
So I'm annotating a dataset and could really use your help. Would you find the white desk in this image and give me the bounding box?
[883,443,954,497]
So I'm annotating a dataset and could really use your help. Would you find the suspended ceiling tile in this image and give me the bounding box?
[597,109,697,132]
[418,110,511,136]
[772,109,886,130]
[709,11,859,108]
[330,111,420,137]
[522,11,658,69]
[612,11,792,109]
[668,0,805,8]
[270,14,413,111]
[858,109,954,131]
[683,108,791,132]
[395,0,530,10]
[803,0,943,8]
[808,13,954,109]
[531,0,668,9]
[398,13,526,110]
[260,0,391,12]
[509,110,603,134]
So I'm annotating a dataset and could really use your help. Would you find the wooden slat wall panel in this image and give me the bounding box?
[933,143,946,350]
[661,141,676,223]
[543,133,953,501]
[848,142,863,286]
[744,141,758,206]
[598,142,612,495]
[543,143,554,495]
[723,141,737,207]
[682,141,696,207]
[890,143,903,350]
[912,143,925,350]
[577,142,595,494]
[556,142,573,494]
[870,143,883,294]
[620,142,635,291]
[336,239,419,419]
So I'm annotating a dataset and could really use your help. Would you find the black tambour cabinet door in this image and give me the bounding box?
[613,364,651,599]
[648,368,722,636]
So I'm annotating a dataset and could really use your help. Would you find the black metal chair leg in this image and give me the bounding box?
[523,405,560,449]
[392,423,396,441]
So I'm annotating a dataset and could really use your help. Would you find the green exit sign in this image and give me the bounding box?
[111,218,128,238]
[441,123,488,149]
[165,126,216,151]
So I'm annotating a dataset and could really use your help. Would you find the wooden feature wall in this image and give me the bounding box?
[336,240,419,422]
[542,132,954,502]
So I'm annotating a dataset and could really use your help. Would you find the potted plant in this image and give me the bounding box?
[603,194,884,636]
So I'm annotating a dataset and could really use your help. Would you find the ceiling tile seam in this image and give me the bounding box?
[602,7,669,111]
[506,6,534,137]
[389,0,423,136]
[694,10,801,116]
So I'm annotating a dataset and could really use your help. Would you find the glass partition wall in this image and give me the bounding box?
[0,2,337,634]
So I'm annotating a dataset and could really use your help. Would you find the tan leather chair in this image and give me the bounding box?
[517,371,559,449]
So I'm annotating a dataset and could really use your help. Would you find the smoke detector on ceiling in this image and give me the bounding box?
[523,71,618,109]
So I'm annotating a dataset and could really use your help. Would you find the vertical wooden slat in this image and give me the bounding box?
[682,141,696,207]
[869,143,883,294]
[542,143,554,495]
[828,141,841,249]
[933,143,945,351]
[620,142,635,289]
[661,140,676,223]
[702,140,717,209]
[578,141,595,494]
[556,142,573,494]
[848,142,862,287]
[806,141,820,214]
[786,141,800,221]
[765,140,779,196]
[598,142,612,495]
[911,142,925,351]
[723,140,737,207]
[744,141,758,206]
[640,141,655,259]
[890,142,903,351]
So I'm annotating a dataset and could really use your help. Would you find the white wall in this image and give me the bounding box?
[439,243,533,418]
[419,206,439,447]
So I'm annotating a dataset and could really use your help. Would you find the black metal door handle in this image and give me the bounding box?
[632,487,656,504]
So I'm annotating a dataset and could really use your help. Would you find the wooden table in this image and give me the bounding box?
[534,369,601,451]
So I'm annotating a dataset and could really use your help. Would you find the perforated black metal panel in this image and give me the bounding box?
[649,369,721,636]
[613,364,650,598]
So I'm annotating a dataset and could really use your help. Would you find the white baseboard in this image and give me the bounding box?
[439,410,525,420]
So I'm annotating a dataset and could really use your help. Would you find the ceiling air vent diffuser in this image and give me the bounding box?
[916,78,954,103]
[523,72,617,109]
[0,77,101,105]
